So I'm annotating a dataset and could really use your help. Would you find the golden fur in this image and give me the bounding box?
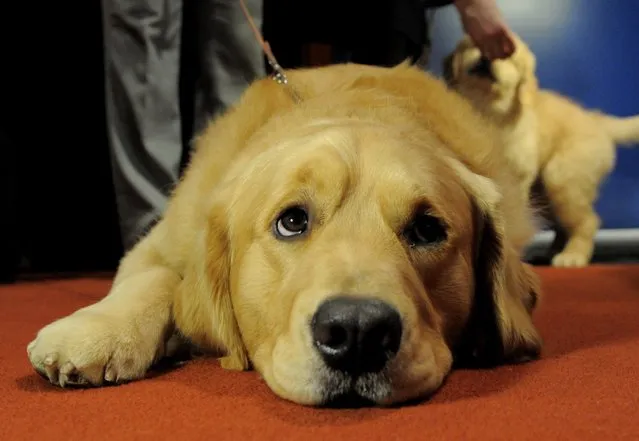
[444,34,639,267]
[27,63,541,406]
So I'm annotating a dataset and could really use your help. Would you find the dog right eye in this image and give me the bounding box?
[274,206,309,239]
[403,212,447,248]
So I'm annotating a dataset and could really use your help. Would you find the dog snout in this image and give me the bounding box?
[311,296,403,375]
[468,57,494,80]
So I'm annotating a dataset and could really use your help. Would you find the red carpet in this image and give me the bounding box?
[1,265,638,440]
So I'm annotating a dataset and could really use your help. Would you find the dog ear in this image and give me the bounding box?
[515,49,538,106]
[172,192,250,371]
[459,204,542,366]
[442,52,456,85]
[169,76,300,372]
[204,200,251,370]
[523,51,537,80]
[448,162,542,367]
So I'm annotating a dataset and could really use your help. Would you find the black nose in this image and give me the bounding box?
[311,296,403,375]
[469,57,494,79]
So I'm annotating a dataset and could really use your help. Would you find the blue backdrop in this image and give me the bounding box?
[427,0,639,229]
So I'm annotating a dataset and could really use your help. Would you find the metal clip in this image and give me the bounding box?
[239,0,303,104]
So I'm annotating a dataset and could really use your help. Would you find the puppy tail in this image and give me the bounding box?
[595,113,639,146]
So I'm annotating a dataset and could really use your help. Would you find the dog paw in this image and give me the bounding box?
[27,309,159,388]
[551,252,589,268]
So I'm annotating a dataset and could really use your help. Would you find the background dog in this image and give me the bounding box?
[444,34,639,268]
[27,63,541,407]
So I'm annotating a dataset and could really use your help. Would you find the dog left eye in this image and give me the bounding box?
[403,213,447,247]
[274,206,309,239]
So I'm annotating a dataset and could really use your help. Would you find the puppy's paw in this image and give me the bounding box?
[551,251,589,268]
[27,309,160,388]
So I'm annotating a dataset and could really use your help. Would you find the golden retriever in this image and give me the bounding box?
[443,34,639,268]
[27,63,542,407]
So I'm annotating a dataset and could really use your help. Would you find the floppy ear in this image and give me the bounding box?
[515,49,538,106]
[449,164,542,368]
[461,203,542,366]
[523,51,537,80]
[172,194,250,371]
[442,52,457,86]
[169,76,299,372]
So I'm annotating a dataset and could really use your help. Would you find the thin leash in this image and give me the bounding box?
[238,0,303,104]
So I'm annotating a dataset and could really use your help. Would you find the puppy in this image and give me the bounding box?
[443,34,639,268]
[27,63,542,407]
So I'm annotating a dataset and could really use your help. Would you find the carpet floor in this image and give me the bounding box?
[1,265,638,440]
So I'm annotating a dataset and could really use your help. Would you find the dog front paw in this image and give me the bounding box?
[27,309,160,387]
[551,251,589,268]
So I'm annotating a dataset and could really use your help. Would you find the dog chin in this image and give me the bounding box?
[318,368,393,408]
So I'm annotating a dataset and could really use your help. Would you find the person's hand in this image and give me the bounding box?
[454,0,515,60]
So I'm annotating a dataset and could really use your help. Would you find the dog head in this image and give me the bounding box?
[182,72,542,407]
[443,34,538,116]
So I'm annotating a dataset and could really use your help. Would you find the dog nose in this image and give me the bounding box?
[469,57,493,79]
[311,296,403,374]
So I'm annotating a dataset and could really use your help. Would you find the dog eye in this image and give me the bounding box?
[274,206,309,239]
[403,213,447,247]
